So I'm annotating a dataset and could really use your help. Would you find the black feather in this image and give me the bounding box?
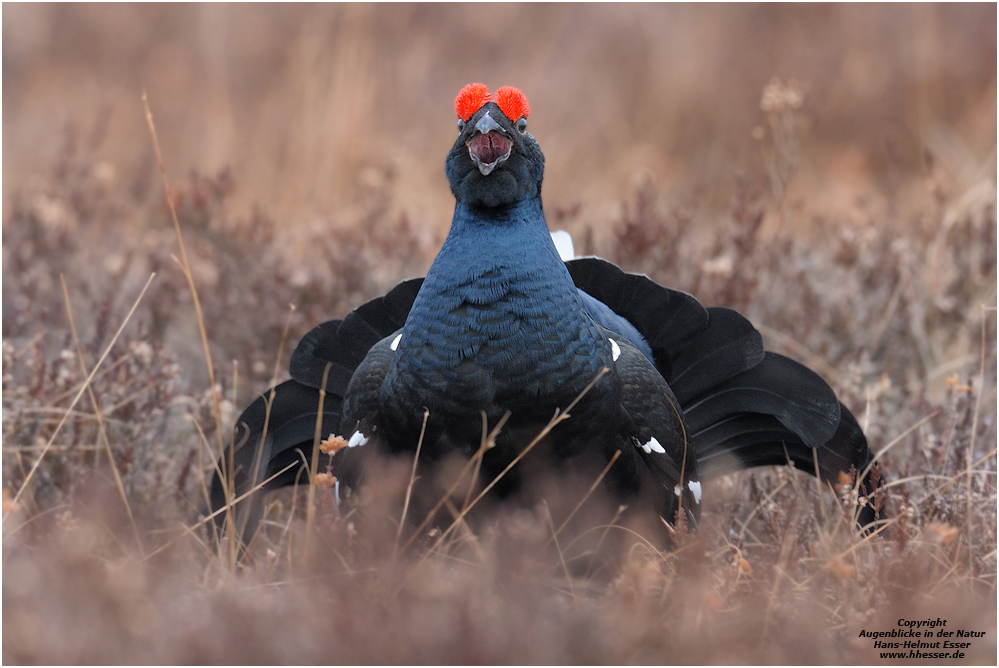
[683,352,841,450]
[289,320,350,390]
[668,307,765,404]
[289,279,424,391]
[209,379,342,547]
[565,257,708,375]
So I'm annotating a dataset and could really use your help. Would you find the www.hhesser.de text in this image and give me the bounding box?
[858,619,988,660]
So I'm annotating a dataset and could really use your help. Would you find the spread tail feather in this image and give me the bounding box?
[693,404,882,527]
[210,281,422,549]
[208,379,344,549]
[289,278,423,390]
[681,352,841,450]
[565,257,883,527]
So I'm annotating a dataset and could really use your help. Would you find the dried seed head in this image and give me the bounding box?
[314,472,337,488]
[825,556,854,579]
[1,489,16,515]
[761,77,805,112]
[926,522,959,545]
[320,434,349,455]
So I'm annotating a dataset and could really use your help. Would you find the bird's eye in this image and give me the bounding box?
[458,119,466,131]
[516,117,528,134]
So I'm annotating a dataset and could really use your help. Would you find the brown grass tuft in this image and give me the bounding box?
[3,4,995,664]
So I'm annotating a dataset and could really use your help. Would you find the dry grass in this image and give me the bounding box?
[3,4,996,665]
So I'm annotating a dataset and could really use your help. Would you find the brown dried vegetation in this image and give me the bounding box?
[3,5,996,665]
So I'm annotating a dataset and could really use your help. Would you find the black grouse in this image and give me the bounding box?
[209,83,884,548]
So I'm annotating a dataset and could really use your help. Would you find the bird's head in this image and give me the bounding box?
[445,83,545,209]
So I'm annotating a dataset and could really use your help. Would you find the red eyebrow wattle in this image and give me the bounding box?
[455,83,491,122]
[494,86,529,121]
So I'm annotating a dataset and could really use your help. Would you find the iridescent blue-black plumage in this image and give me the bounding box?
[209,87,883,549]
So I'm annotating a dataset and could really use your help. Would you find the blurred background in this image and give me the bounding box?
[4,3,995,389]
[3,2,996,442]
[4,3,995,222]
[2,6,996,664]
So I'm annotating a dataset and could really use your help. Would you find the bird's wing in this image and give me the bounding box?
[606,332,700,526]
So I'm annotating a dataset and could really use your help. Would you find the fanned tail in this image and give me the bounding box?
[211,257,885,550]
[566,257,885,528]
[208,379,343,549]
[208,279,423,550]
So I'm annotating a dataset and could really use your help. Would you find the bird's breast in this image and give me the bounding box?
[386,267,606,415]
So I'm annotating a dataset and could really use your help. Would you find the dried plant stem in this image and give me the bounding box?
[400,411,511,554]
[396,408,430,552]
[59,275,143,554]
[793,518,897,592]
[142,461,300,563]
[762,515,799,637]
[297,362,334,566]
[543,501,577,600]
[812,447,832,532]
[547,449,621,546]
[966,304,994,546]
[141,92,225,458]
[664,391,689,525]
[736,479,790,540]
[44,356,132,406]
[426,368,610,556]
[461,412,491,512]
[581,504,627,579]
[271,304,297,388]
[235,303,297,562]
[5,273,156,518]
[859,410,941,484]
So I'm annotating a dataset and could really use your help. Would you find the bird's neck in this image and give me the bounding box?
[418,198,581,323]
[431,198,564,282]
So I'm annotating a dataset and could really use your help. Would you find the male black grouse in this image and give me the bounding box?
[210,83,883,547]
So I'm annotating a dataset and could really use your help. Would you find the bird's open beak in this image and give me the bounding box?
[466,112,512,176]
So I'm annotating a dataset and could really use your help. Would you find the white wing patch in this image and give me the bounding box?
[673,481,701,503]
[639,436,665,454]
[347,430,369,448]
[550,230,575,261]
[390,333,402,351]
[688,480,702,504]
[609,338,621,362]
